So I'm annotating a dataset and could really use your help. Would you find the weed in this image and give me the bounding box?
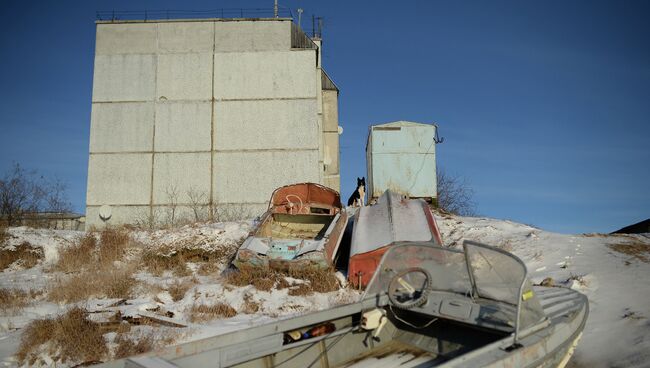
[188,303,237,322]
[286,268,339,293]
[0,288,29,314]
[48,266,137,303]
[17,307,107,366]
[54,233,96,272]
[609,242,649,263]
[167,279,194,302]
[226,266,340,293]
[288,283,313,296]
[0,242,44,270]
[241,294,260,314]
[114,333,154,359]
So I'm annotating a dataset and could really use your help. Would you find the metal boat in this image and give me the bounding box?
[111,240,588,368]
[233,183,348,270]
[348,190,443,288]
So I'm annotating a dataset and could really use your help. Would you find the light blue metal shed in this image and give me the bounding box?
[366,121,438,201]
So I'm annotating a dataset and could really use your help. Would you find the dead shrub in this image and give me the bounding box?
[141,248,192,277]
[226,266,340,293]
[286,268,339,293]
[55,228,131,273]
[98,227,130,266]
[252,277,275,291]
[48,266,137,303]
[0,225,8,245]
[188,303,237,322]
[288,283,313,296]
[55,233,96,272]
[167,279,194,302]
[0,242,44,270]
[17,307,107,366]
[114,333,154,359]
[242,294,260,314]
[0,288,29,313]
[609,242,650,263]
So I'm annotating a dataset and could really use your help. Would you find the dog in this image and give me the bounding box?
[347,177,366,207]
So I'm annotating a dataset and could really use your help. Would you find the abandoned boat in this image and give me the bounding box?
[233,183,348,270]
[348,190,444,288]
[112,240,588,368]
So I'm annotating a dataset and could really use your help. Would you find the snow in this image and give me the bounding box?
[1,216,649,367]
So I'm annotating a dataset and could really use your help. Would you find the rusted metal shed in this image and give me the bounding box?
[366,121,438,201]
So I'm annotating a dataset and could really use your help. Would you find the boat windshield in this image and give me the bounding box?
[363,241,545,331]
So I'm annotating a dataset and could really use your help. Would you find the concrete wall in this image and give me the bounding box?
[87,19,340,227]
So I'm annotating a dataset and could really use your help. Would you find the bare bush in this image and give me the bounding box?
[212,204,253,222]
[17,307,107,366]
[436,168,477,216]
[0,163,72,226]
[187,187,208,222]
[164,185,180,228]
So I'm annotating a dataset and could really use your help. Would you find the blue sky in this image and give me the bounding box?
[1,0,648,234]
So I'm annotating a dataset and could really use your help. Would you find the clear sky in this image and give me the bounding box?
[1,0,648,234]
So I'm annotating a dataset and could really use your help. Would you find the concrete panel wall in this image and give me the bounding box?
[323,132,340,175]
[152,153,211,205]
[87,154,152,205]
[214,99,318,151]
[89,102,154,152]
[157,53,213,100]
[87,19,334,227]
[214,22,290,52]
[214,50,316,100]
[155,102,211,151]
[92,54,155,102]
[158,22,214,53]
[322,90,339,132]
[86,205,150,227]
[95,23,157,55]
[213,150,319,204]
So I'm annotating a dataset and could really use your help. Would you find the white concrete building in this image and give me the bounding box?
[86,18,341,227]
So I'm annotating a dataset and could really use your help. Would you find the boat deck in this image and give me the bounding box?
[340,341,440,368]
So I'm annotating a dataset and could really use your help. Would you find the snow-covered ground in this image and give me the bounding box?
[1,214,649,367]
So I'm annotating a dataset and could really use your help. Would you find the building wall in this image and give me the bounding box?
[367,121,437,200]
[86,19,339,227]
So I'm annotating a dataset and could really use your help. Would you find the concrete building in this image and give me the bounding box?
[86,17,341,227]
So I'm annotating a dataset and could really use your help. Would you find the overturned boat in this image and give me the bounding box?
[114,240,588,368]
[233,183,348,270]
[348,190,444,288]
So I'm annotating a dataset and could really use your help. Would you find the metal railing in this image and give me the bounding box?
[96,8,294,22]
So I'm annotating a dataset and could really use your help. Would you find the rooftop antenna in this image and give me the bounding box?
[297,8,303,28]
[274,0,278,18]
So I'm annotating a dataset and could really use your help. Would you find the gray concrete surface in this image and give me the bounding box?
[87,18,341,227]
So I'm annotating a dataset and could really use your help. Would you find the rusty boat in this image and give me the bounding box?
[233,183,348,270]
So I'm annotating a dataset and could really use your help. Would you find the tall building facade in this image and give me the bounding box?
[86,18,340,227]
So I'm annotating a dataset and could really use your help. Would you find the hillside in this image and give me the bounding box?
[1,214,649,367]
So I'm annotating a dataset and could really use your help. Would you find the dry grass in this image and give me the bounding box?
[48,266,138,303]
[241,294,260,314]
[167,279,195,302]
[226,266,340,294]
[141,247,193,277]
[0,288,29,314]
[17,307,107,366]
[188,303,237,322]
[113,333,154,359]
[288,283,313,296]
[0,225,8,245]
[55,227,131,273]
[609,242,650,263]
[0,242,44,270]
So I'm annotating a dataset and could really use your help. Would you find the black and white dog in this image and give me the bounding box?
[347,177,366,207]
